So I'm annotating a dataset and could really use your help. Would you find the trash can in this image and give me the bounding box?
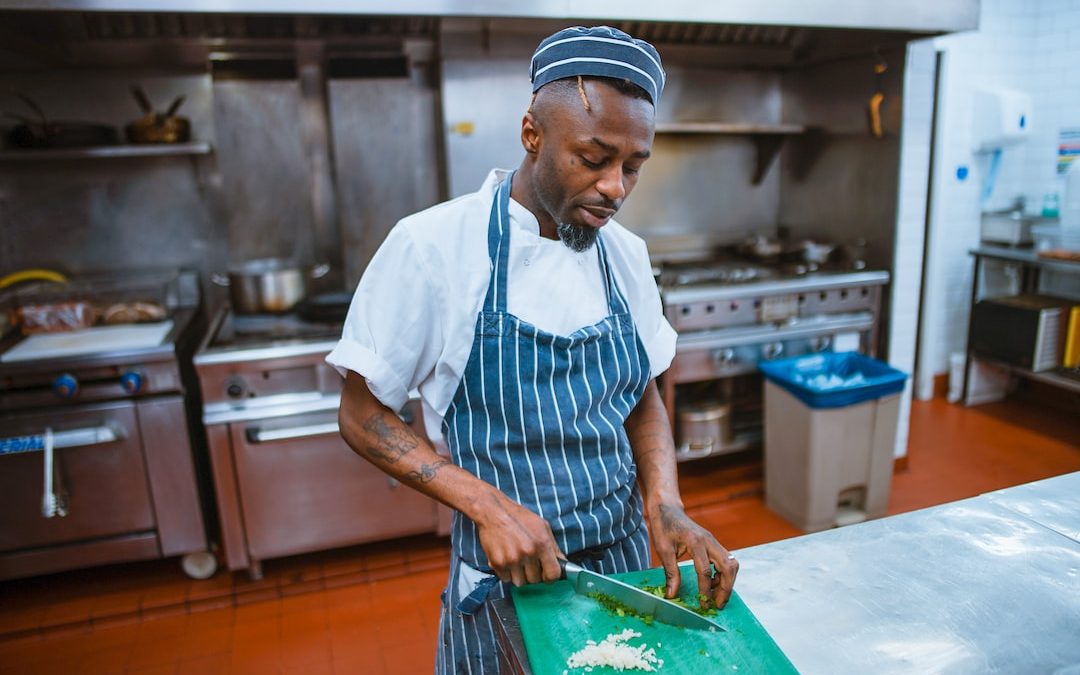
[758,352,908,533]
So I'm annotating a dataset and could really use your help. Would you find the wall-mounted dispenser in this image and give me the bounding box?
[972,87,1031,152]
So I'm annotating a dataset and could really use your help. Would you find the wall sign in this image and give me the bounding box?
[1058,128,1080,175]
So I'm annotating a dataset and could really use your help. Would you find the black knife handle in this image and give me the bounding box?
[559,559,583,579]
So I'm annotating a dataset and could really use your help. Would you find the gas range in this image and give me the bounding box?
[658,260,778,288]
[198,309,343,354]
[655,258,891,461]
[0,270,203,409]
[0,270,211,581]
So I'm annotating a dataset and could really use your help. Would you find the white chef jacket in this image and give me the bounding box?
[326,169,677,449]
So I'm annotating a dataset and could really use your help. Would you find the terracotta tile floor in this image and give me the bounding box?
[1,395,1077,674]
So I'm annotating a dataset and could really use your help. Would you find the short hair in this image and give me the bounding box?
[531,75,652,115]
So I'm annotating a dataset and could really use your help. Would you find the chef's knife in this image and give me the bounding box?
[560,560,724,631]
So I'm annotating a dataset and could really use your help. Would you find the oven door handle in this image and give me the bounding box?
[0,425,121,456]
[244,407,417,444]
[246,422,340,444]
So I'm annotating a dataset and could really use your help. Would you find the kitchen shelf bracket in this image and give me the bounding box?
[750,134,786,185]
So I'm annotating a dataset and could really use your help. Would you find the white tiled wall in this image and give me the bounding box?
[890,39,938,457]
[912,0,1080,401]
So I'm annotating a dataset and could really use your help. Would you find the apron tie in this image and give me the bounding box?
[456,573,501,614]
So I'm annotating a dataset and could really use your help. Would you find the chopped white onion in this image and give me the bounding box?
[566,629,661,672]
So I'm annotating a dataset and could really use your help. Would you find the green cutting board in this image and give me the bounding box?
[511,564,798,674]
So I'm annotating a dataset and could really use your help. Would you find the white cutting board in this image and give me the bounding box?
[0,320,174,363]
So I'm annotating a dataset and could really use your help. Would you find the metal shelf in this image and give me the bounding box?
[654,122,808,185]
[970,245,1080,275]
[654,122,806,135]
[963,248,1080,404]
[0,142,213,162]
[971,355,1080,395]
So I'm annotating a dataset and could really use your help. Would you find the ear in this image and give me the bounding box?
[521,111,541,155]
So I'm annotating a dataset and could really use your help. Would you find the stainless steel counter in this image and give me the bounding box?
[735,472,1080,675]
[983,473,1080,545]
[492,473,1080,674]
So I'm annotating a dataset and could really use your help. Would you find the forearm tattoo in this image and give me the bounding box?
[361,413,418,464]
[405,458,451,484]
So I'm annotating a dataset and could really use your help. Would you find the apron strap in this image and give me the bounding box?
[483,172,514,313]
[596,234,631,316]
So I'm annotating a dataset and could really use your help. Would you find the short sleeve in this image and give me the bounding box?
[610,233,676,379]
[326,225,444,413]
[628,273,677,379]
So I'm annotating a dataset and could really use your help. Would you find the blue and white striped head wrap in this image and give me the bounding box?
[530,25,665,106]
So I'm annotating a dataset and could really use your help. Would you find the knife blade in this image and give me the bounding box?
[560,560,724,631]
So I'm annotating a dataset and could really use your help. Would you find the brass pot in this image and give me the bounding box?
[125,114,191,144]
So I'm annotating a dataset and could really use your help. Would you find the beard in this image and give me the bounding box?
[556,221,599,252]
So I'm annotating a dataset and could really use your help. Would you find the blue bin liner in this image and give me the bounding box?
[758,351,908,409]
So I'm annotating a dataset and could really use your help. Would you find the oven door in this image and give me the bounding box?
[0,401,155,553]
[228,409,438,561]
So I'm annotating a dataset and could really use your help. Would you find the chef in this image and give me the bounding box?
[328,25,739,673]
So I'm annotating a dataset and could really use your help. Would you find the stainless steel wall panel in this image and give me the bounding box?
[781,49,907,135]
[616,135,781,255]
[778,48,908,271]
[211,78,318,265]
[779,137,900,271]
[328,71,441,288]
[297,42,343,287]
[440,56,531,199]
[655,66,782,127]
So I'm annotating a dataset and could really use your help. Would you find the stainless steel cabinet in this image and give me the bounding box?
[229,410,439,564]
[204,397,440,579]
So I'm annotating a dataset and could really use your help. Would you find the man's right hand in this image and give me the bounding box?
[473,494,563,586]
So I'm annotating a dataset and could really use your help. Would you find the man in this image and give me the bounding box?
[328,25,738,673]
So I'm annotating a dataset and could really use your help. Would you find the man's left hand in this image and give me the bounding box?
[646,503,739,609]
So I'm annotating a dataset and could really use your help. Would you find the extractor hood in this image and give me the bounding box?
[0,0,979,34]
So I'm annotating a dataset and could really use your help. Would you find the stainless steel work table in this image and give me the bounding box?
[735,472,1080,674]
[492,472,1080,674]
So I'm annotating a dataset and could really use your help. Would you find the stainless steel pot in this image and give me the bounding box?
[212,259,330,314]
[676,400,733,457]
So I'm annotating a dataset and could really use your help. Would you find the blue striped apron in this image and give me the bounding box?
[435,172,652,674]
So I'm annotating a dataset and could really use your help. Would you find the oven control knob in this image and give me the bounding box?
[713,348,737,367]
[762,342,785,360]
[811,336,832,353]
[120,370,143,394]
[52,373,79,399]
[225,378,246,399]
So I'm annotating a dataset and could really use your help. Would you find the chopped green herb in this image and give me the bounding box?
[636,582,719,616]
[584,592,654,624]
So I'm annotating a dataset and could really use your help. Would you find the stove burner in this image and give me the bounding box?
[662,261,776,288]
[210,311,343,349]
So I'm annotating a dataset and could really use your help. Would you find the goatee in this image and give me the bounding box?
[557,221,598,252]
